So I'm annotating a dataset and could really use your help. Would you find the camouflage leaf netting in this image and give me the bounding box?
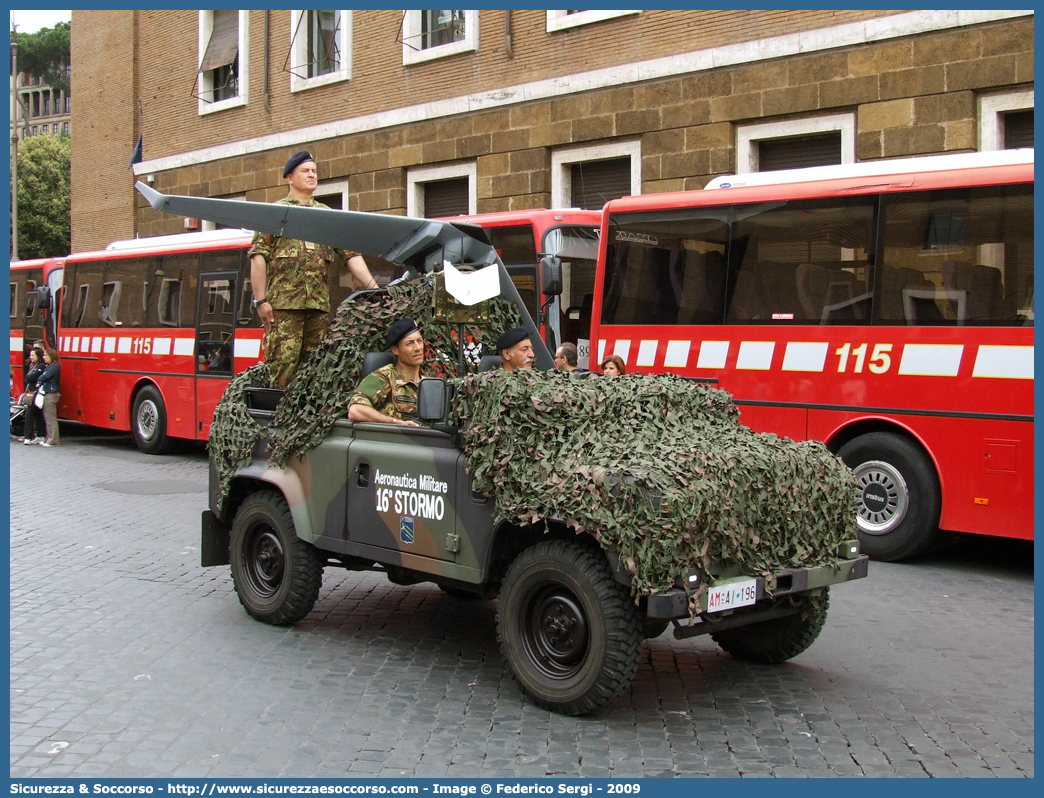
[453,369,860,597]
[208,279,524,503]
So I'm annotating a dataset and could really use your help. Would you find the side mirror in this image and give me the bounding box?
[36,286,51,304]
[540,255,562,297]
[417,378,448,423]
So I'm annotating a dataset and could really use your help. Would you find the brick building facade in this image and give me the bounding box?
[70,10,1033,253]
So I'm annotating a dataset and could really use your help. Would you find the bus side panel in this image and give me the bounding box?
[732,404,807,444]
[812,411,1033,540]
[195,376,227,440]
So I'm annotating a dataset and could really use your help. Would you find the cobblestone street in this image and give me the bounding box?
[9,426,1034,778]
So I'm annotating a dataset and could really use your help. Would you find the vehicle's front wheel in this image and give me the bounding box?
[710,590,829,664]
[497,539,642,715]
[837,432,941,561]
[131,384,174,454]
[230,491,322,625]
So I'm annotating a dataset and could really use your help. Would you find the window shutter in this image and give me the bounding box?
[200,10,240,72]
[1004,110,1033,149]
[758,132,842,172]
[424,178,469,217]
[571,158,631,209]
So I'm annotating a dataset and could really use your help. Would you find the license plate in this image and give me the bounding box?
[705,578,758,613]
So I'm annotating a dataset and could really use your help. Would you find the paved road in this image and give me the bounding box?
[9,425,1034,778]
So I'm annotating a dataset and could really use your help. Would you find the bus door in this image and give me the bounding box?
[196,270,237,438]
[10,265,46,394]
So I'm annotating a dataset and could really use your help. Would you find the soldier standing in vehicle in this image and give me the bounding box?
[348,318,426,427]
[249,150,379,389]
[497,327,536,371]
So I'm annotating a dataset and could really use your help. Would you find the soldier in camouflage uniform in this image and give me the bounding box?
[348,318,427,427]
[249,150,379,389]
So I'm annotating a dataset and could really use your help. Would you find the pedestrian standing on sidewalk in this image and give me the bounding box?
[19,347,48,444]
[36,348,62,447]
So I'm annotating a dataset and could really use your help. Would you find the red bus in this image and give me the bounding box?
[439,209,601,366]
[9,257,60,397]
[589,149,1033,560]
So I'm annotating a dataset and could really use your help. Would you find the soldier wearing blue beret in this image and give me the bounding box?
[249,150,380,388]
[348,318,427,427]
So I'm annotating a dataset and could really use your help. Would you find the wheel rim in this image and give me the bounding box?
[244,525,285,598]
[852,459,909,535]
[136,398,159,441]
[521,582,590,679]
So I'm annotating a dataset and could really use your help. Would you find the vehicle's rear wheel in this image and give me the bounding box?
[710,590,829,664]
[131,384,175,454]
[497,539,642,715]
[838,432,941,561]
[230,491,322,625]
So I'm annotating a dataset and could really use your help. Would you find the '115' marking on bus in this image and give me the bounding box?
[130,338,152,354]
[835,343,892,374]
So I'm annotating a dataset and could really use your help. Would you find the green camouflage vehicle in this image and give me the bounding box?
[139,183,869,715]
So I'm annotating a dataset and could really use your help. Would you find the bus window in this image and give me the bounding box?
[726,197,875,325]
[198,275,235,374]
[152,254,197,328]
[63,263,105,328]
[101,257,149,328]
[879,184,1033,326]
[489,226,539,321]
[603,209,730,326]
[10,283,18,320]
[99,281,123,326]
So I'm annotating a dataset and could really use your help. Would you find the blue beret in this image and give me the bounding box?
[386,317,420,349]
[283,150,315,178]
[496,327,530,352]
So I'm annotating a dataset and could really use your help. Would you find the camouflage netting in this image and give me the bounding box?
[209,279,524,502]
[454,369,860,597]
[210,279,859,600]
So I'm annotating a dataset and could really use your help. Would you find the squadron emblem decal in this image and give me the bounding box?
[400,516,415,544]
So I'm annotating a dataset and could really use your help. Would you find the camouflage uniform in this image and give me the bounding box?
[349,363,423,421]
[249,194,361,388]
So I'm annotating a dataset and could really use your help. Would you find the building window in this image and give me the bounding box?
[545,10,639,32]
[197,10,249,114]
[551,141,642,209]
[43,94,50,116]
[52,123,58,134]
[64,95,71,114]
[407,163,477,217]
[288,11,352,92]
[736,113,856,174]
[401,10,478,66]
[62,122,69,135]
[31,93,39,117]
[31,125,38,136]
[979,90,1034,151]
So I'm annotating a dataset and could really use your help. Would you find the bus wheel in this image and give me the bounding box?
[838,432,941,562]
[230,491,322,625]
[497,540,642,715]
[131,385,174,455]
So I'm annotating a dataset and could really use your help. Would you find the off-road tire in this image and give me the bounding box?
[838,432,941,561]
[497,539,643,715]
[131,384,175,455]
[230,491,322,625]
[711,590,829,664]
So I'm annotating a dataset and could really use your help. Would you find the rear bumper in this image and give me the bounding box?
[647,554,869,620]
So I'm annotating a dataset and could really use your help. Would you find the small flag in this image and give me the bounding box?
[129,134,142,168]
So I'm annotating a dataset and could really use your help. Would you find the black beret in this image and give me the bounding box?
[386,317,420,349]
[283,150,315,178]
[496,327,530,352]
